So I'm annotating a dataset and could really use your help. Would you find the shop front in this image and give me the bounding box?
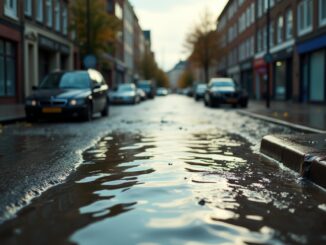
[272,48,293,101]
[0,23,23,104]
[297,34,326,103]
[253,58,267,100]
[227,65,240,84]
[24,26,73,97]
[240,60,253,98]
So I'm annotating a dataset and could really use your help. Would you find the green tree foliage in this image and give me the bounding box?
[70,0,121,59]
[184,9,221,83]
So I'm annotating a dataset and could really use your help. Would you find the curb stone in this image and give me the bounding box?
[260,134,326,188]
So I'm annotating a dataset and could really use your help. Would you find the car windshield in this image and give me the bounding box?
[138,82,151,89]
[211,81,235,88]
[118,84,134,92]
[39,72,91,89]
[197,84,207,90]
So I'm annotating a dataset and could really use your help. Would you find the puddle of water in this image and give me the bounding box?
[0,131,325,245]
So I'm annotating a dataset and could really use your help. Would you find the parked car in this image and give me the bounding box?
[109,83,140,105]
[194,83,207,100]
[204,77,248,108]
[137,80,155,99]
[137,88,147,101]
[156,87,168,96]
[25,69,109,121]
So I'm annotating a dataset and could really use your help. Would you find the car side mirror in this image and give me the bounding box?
[93,84,101,90]
[32,85,38,91]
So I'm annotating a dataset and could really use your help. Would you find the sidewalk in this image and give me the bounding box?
[242,100,326,188]
[0,104,25,124]
[241,101,326,133]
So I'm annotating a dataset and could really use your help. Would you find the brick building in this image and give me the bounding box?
[217,0,326,103]
[0,1,24,104]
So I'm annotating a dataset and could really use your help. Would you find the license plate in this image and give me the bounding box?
[42,107,62,113]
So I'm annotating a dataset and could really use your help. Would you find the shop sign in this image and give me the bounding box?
[38,35,70,54]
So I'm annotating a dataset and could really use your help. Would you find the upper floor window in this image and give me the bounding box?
[37,0,44,22]
[297,0,313,36]
[277,16,283,44]
[25,0,32,17]
[286,10,293,40]
[55,0,61,31]
[319,0,326,27]
[62,4,68,35]
[4,0,18,20]
[46,0,53,27]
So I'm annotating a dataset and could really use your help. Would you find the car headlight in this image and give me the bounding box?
[69,99,85,106]
[26,99,37,106]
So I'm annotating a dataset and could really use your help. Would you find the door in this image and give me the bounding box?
[310,50,325,102]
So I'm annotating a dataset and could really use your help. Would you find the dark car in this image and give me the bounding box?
[204,78,248,108]
[137,80,155,99]
[194,83,207,101]
[25,69,109,121]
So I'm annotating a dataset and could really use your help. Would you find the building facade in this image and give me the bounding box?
[0,0,24,104]
[23,0,75,97]
[217,0,326,103]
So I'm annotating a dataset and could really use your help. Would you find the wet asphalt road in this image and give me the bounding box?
[0,95,325,244]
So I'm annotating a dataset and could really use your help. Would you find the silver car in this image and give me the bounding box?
[109,83,140,105]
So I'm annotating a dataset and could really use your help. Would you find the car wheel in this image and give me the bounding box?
[101,101,109,117]
[26,113,37,123]
[82,104,93,121]
[240,100,248,108]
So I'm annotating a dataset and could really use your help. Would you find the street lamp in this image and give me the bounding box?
[265,0,271,108]
[86,0,91,53]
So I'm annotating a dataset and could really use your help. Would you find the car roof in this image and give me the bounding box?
[210,77,233,82]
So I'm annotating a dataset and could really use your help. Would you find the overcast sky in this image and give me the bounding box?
[129,0,228,71]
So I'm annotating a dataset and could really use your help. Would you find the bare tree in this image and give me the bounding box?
[184,9,221,83]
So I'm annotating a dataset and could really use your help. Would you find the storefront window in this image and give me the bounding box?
[275,61,286,100]
[0,40,16,97]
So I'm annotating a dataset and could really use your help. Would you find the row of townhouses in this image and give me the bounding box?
[0,0,152,105]
[217,0,326,104]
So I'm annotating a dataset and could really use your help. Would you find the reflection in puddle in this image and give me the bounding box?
[0,131,325,245]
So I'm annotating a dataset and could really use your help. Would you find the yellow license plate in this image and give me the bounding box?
[42,107,62,113]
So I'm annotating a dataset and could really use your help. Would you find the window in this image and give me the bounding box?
[277,16,284,44]
[0,40,16,97]
[25,0,32,16]
[62,4,68,35]
[297,0,313,36]
[286,10,293,39]
[55,0,61,31]
[4,0,18,19]
[319,0,326,26]
[46,0,53,27]
[37,0,44,22]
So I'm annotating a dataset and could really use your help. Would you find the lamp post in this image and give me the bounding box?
[265,0,271,108]
[86,0,91,53]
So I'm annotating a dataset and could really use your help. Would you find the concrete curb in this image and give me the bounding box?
[0,117,26,125]
[260,135,326,189]
[238,110,326,134]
